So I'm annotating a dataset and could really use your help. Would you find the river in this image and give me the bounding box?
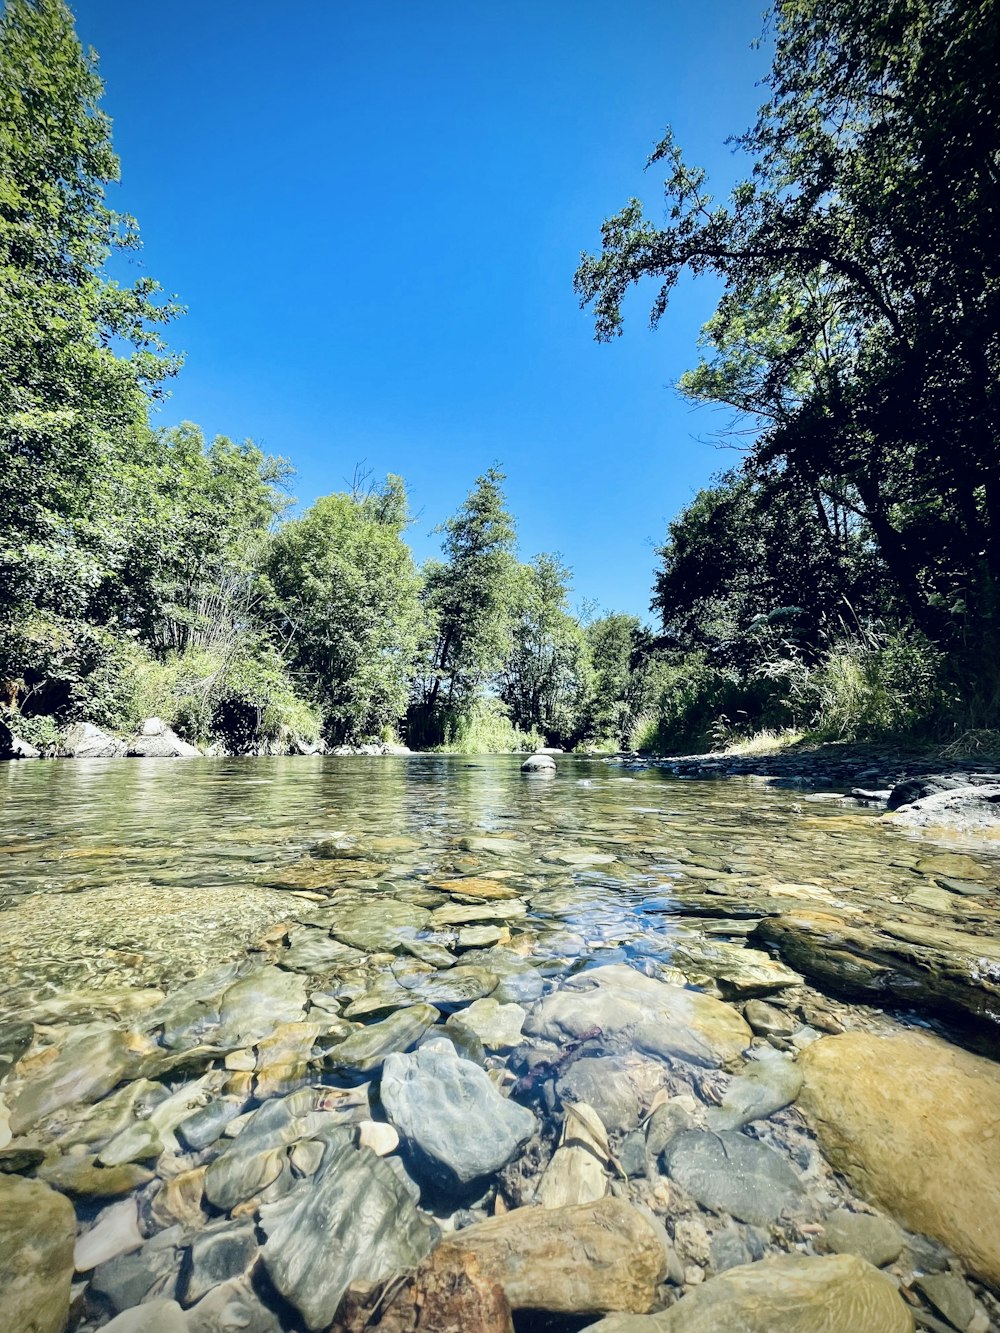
[1,755,998,1331]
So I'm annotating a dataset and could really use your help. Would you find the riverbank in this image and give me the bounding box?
[620,740,1000,838]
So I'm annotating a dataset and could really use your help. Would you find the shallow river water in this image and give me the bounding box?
[2,755,999,1332]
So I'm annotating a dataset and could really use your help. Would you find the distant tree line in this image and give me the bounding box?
[0,0,659,755]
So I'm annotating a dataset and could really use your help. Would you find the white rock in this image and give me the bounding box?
[74,1199,143,1272]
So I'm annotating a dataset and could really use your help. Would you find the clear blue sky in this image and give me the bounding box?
[75,1,768,621]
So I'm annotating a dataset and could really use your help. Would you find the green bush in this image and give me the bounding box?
[438,697,541,754]
[806,627,950,740]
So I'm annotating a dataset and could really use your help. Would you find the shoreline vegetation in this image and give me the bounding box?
[3,0,1000,769]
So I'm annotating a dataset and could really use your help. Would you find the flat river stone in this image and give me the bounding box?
[329,900,431,952]
[799,1029,1000,1286]
[260,1132,436,1330]
[524,963,751,1068]
[8,1027,134,1134]
[381,1038,536,1189]
[397,964,499,1010]
[205,1085,369,1210]
[0,1174,76,1333]
[326,1003,438,1072]
[706,1052,803,1130]
[432,1197,666,1314]
[588,1253,913,1332]
[663,1130,806,1225]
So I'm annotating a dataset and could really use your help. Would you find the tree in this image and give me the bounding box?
[582,612,654,746]
[575,0,1000,663]
[0,0,179,706]
[266,477,424,744]
[413,467,520,728]
[498,553,590,744]
[99,423,293,655]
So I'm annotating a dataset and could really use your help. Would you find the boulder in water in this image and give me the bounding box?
[0,1174,76,1333]
[799,1029,1000,1286]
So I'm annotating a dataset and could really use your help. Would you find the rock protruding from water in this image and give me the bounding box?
[433,1197,667,1314]
[524,963,751,1068]
[521,753,556,774]
[60,721,127,758]
[126,718,201,758]
[381,1038,536,1190]
[800,1029,1000,1285]
[0,1174,76,1333]
[259,1133,436,1331]
[584,1253,913,1332]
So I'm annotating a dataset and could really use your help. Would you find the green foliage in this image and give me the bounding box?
[415,467,520,722]
[499,553,591,745]
[577,0,1000,705]
[266,478,424,745]
[582,612,655,746]
[801,629,951,742]
[437,696,540,754]
[0,0,180,636]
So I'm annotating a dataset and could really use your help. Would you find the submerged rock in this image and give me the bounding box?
[205,1085,369,1211]
[449,996,526,1050]
[101,1300,188,1332]
[329,900,431,952]
[381,1038,536,1190]
[7,1026,134,1134]
[0,1174,75,1333]
[259,1132,437,1331]
[663,1129,806,1225]
[799,1029,1000,1286]
[705,1051,803,1130]
[432,1197,667,1314]
[752,909,1000,1027]
[74,1198,143,1272]
[524,963,751,1068]
[585,1253,913,1332]
[325,1003,438,1073]
[821,1209,904,1268]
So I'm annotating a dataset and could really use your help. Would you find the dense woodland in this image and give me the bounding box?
[1,0,998,756]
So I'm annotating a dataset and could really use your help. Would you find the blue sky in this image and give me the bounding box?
[76,1,769,620]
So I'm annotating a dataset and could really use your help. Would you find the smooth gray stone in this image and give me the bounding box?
[822,1209,904,1268]
[619,1129,648,1178]
[646,1100,695,1159]
[397,964,498,1011]
[709,1226,752,1273]
[91,1228,185,1312]
[185,1276,283,1332]
[381,1038,536,1190]
[705,1053,803,1131]
[282,928,361,972]
[177,1095,246,1151]
[204,1089,367,1211]
[61,721,125,759]
[329,900,431,952]
[915,1272,977,1331]
[557,1056,641,1133]
[663,1130,806,1226]
[101,1300,187,1333]
[260,1135,437,1331]
[180,1221,258,1306]
[7,1027,134,1134]
[522,753,556,773]
[326,1004,439,1073]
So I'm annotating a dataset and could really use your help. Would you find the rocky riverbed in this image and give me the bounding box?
[1,753,999,1332]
